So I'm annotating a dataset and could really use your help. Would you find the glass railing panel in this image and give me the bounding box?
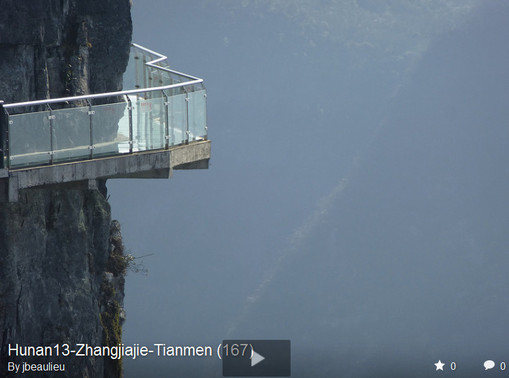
[7,45,207,169]
[134,54,147,90]
[151,67,177,88]
[129,96,142,152]
[123,51,138,90]
[8,111,52,168]
[148,68,160,88]
[125,45,205,98]
[91,101,130,157]
[52,106,91,163]
[187,90,207,141]
[158,70,173,87]
[143,52,157,89]
[157,60,171,70]
[133,97,165,151]
[165,93,187,146]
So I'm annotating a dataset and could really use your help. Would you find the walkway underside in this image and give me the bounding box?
[0,140,210,202]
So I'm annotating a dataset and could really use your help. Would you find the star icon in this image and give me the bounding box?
[434,360,445,371]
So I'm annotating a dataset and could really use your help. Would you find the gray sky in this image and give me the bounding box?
[107,1,509,376]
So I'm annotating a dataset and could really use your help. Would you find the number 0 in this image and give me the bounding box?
[450,362,456,371]
[501,362,506,371]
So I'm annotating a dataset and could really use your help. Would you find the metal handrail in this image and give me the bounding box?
[3,43,204,109]
[132,43,202,81]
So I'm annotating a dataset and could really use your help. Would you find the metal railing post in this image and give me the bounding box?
[87,99,95,159]
[203,91,208,140]
[0,101,8,168]
[144,99,150,150]
[185,87,190,144]
[126,95,133,154]
[143,56,148,98]
[163,91,169,149]
[157,93,163,149]
[47,104,55,165]
[134,52,141,89]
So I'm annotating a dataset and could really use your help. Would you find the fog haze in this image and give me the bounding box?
[107,1,509,376]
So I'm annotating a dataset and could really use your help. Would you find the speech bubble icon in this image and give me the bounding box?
[484,360,495,370]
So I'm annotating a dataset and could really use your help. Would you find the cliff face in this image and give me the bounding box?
[0,190,115,376]
[0,0,131,102]
[0,1,132,376]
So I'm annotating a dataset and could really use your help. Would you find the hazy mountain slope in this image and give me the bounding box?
[231,2,509,377]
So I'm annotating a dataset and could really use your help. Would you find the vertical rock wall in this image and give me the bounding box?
[0,1,132,376]
[0,0,132,102]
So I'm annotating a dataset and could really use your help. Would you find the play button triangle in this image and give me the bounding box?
[251,348,265,367]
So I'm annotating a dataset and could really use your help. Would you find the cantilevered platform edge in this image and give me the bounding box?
[0,140,210,202]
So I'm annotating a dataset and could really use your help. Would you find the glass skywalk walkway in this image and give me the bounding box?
[1,43,207,169]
